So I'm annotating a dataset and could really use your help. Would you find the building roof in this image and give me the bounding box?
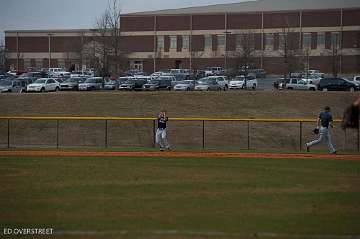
[124,0,360,16]
[5,29,95,34]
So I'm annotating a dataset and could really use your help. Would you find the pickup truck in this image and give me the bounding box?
[285,78,317,91]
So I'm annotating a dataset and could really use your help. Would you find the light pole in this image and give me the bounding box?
[223,31,231,72]
[48,33,53,68]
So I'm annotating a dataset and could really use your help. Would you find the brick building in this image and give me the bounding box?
[4,0,360,74]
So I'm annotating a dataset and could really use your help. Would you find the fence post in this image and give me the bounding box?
[247,120,250,150]
[105,120,108,148]
[344,128,347,151]
[56,119,59,149]
[299,121,303,151]
[202,120,205,149]
[7,119,10,148]
[358,126,360,152]
[153,120,156,148]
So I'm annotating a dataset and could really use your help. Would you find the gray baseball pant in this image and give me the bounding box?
[306,126,336,153]
[156,128,170,149]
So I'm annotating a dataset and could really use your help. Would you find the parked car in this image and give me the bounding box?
[348,76,360,87]
[273,78,290,90]
[317,78,359,92]
[302,75,322,85]
[104,79,120,90]
[70,70,94,78]
[249,69,266,78]
[78,77,104,91]
[143,78,173,91]
[0,79,25,93]
[117,77,133,88]
[0,74,12,80]
[195,78,222,91]
[16,77,36,92]
[151,71,175,80]
[48,68,70,77]
[307,69,325,78]
[20,71,47,79]
[204,67,224,76]
[124,69,146,77]
[207,76,229,90]
[173,80,196,91]
[26,78,60,92]
[60,77,86,91]
[229,76,258,90]
[119,78,148,91]
[170,69,192,81]
[285,78,317,91]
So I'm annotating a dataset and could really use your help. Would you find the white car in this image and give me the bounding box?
[302,76,322,85]
[285,78,317,91]
[229,76,257,90]
[204,67,224,76]
[307,69,325,78]
[173,80,196,91]
[48,68,70,77]
[26,78,60,92]
[349,76,360,87]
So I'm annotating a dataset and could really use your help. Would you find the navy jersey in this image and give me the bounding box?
[319,111,333,128]
[158,116,168,129]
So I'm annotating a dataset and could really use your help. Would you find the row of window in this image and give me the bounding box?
[264,32,340,50]
[156,32,341,51]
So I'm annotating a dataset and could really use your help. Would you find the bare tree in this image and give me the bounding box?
[331,32,340,77]
[106,0,123,73]
[95,12,112,76]
[279,26,302,79]
[234,31,256,76]
[92,0,125,76]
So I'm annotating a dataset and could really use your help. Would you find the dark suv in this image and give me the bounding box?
[318,78,358,92]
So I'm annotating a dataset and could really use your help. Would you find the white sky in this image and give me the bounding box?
[0,0,250,42]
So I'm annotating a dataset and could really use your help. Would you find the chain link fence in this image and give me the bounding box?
[0,117,359,152]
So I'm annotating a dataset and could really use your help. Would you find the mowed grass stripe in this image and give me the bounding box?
[0,156,359,237]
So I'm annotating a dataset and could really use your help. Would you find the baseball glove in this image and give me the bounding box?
[313,128,320,134]
[341,104,359,129]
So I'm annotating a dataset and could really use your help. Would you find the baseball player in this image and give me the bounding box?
[305,106,337,154]
[156,110,171,151]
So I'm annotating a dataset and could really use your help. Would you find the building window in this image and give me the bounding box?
[217,35,225,48]
[302,33,311,49]
[331,32,340,49]
[131,60,143,71]
[170,36,177,49]
[236,33,255,50]
[58,59,65,69]
[182,35,189,50]
[24,59,31,70]
[36,59,42,70]
[265,33,274,50]
[236,34,242,49]
[278,33,286,50]
[157,36,164,50]
[317,32,325,49]
[204,35,212,50]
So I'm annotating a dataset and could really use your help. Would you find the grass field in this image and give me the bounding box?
[1,156,360,239]
[1,91,359,118]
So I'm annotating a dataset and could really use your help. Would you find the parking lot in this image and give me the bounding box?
[1,67,359,94]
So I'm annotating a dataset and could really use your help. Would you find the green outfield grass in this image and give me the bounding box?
[1,156,360,239]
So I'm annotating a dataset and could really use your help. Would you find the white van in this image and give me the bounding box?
[48,68,69,77]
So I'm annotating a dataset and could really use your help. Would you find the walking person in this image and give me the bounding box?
[156,110,171,151]
[305,106,337,154]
